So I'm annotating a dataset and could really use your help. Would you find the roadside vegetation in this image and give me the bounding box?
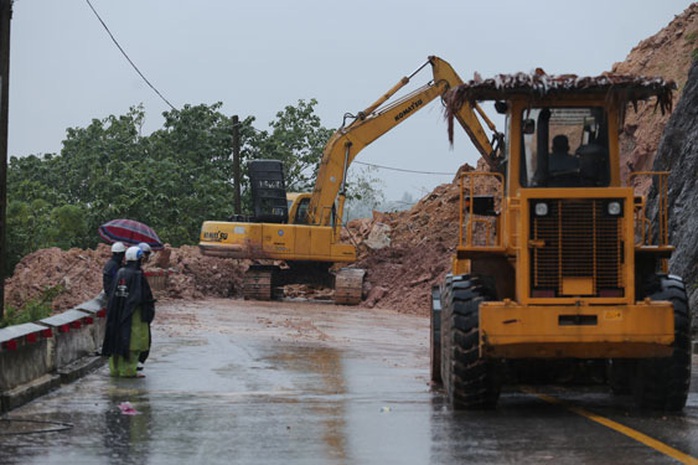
[6,99,387,276]
[0,285,64,328]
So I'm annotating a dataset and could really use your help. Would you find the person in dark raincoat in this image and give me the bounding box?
[101,246,156,378]
[549,135,579,175]
[102,242,126,299]
[136,242,155,370]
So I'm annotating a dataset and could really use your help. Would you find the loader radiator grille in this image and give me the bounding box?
[530,199,623,297]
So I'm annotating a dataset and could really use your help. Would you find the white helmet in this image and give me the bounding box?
[138,242,152,254]
[111,242,127,253]
[125,246,143,262]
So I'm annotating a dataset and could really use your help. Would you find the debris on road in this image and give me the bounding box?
[118,402,140,416]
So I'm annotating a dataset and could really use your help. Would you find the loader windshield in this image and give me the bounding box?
[520,106,610,188]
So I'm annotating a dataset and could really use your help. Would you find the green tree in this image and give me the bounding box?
[4,98,384,275]
[144,103,257,243]
[7,154,64,204]
[5,199,53,274]
[248,99,334,192]
[48,204,91,250]
[59,106,146,205]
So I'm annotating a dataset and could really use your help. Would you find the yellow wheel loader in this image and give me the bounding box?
[431,71,690,411]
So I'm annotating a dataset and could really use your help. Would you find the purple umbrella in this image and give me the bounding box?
[98,219,164,250]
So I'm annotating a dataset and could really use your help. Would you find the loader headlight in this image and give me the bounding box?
[606,200,623,216]
[534,202,549,217]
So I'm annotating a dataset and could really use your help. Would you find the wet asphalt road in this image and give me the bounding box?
[1,298,697,465]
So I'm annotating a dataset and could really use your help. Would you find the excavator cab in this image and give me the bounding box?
[286,193,311,225]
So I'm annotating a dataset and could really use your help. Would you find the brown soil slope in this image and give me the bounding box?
[4,244,247,313]
[615,3,698,187]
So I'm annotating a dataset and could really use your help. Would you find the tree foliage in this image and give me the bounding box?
[5,99,384,276]
[247,99,333,192]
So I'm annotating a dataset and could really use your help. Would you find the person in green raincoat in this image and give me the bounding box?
[101,246,156,378]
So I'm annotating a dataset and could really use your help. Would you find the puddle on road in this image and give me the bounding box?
[262,344,346,394]
[260,343,349,462]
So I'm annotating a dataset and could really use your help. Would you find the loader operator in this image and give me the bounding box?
[548,135,579,175]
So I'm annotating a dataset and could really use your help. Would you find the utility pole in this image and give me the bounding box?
[232,114,241,216]
[0,0,12,320]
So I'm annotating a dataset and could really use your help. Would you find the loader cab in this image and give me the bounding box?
[518,106,611,189]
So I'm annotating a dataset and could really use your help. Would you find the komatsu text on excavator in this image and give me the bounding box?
[431,70,690,412]
[199,56,502,304]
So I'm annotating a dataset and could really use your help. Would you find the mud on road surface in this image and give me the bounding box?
[0,300,435,464]
[1,299,698,465]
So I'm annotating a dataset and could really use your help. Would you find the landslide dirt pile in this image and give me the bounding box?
[614,3,698,189]
[347,182,460,316]
[345,162,498,316]
[4,244,247,313]
[5,246,107,312]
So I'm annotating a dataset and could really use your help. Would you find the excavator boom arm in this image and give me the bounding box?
[308,82,446,226]
[306,56,498,227]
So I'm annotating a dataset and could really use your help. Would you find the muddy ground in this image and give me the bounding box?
[2,298,698,464]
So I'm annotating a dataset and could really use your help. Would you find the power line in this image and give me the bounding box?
[353,160,454,176]
[84,0,176,111]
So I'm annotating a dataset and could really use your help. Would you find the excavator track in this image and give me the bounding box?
[334,268,365,305]
[243,266,275,301]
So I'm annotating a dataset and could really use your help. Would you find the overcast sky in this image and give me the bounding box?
[9,0,696,200]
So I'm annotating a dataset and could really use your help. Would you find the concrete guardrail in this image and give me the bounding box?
[0,295,107,413]
[0,270,170,413]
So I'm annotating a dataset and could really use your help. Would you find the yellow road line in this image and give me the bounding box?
[527,390,698,465]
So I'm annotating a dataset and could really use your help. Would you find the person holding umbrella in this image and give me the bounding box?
[138,242,152,263]
[101,246,156,378]
[102,242,126,299]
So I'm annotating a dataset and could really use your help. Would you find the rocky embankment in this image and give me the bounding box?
[652,59,698,326]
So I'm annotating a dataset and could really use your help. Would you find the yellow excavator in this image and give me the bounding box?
[431,70,690,411]
[199,56,502,304]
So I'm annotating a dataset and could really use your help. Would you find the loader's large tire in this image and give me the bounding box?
[633,275,692,411]
[439,275,455,395]
[430,284,444,385]
[440,275,501,410]
[608,359,634,395]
